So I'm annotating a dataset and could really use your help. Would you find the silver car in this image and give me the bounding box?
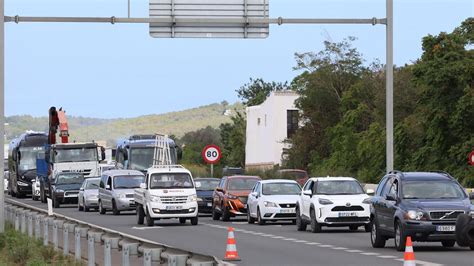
[98,170,144,215]
[78,177,100,212]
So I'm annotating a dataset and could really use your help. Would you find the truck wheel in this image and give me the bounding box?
[191,216,198,225]
[136,205,144,225]
[145,207,154,227]
[112,200,120,215]
[99,201,106,214]
[179,218,187,224]
[212,204,221,220]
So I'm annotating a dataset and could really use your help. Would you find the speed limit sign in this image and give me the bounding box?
[202,145,222,164]
[469,151,474,166]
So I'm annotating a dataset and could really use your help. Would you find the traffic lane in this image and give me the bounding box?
[205,217,473,266]
[7,197,402,266]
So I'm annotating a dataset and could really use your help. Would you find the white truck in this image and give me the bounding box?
[134,165,199,226]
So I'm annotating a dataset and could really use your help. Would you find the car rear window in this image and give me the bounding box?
[402,181,466,199]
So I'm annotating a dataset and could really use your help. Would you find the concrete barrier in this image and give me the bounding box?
[4,199,218,266]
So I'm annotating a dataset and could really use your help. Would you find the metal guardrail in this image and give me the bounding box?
[4,198,219,266]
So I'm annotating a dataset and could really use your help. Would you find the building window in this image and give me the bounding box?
[257,118,261,126]
[287,110,299,138]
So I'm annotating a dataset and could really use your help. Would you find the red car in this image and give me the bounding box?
[212,175,261,221]
[277,169,309,186]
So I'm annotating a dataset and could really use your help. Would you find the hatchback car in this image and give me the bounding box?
[98,169,145,215]
[370,171,474,251]
[78,177,100,212]
[212,175,261,221]
[195,177,220,213]
[296,177,371,233]
[247,179,301,225]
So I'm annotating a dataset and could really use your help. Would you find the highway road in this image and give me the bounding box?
[7,196,474,266]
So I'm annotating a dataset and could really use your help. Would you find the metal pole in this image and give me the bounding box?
[0,0,4,234]
[386,0,394,172]
[128,0,131,18]
[210,164,214,178]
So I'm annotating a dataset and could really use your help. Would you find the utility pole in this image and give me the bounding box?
[386,0,394,172]
[0,0,5,234]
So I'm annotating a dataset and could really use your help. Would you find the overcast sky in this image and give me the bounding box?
[5,0,473,118]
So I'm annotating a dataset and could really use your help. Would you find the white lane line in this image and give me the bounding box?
[319,244,334,248]
[377,255,397,259]
[361,252,380,256]
[132,226,164,230]
[261,234,275,237]
[293,240,308,243]
[331,247,347,250]
[305,242,320,245]
[271,236,285,239]
[345,249,363,253]
[282,238,297,241]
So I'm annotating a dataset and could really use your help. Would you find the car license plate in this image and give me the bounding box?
[166,206,182,211]
[338,212,357,217]
[207,203,212,207]
[280,209,295,214]
[436,225,455,232]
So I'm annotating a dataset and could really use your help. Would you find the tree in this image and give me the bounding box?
[180,126,221,165]
[236,78,291,106]
[220,112,246,168]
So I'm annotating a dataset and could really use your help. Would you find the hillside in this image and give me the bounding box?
[6,102,243,146]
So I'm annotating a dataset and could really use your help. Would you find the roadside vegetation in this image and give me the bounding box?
[0,224,81,266]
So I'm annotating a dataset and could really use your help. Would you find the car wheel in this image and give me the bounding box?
[212,203,221,220]
[78,199,84,211]
[190,216,198,226]
[179,218,187,224]
[247,206,255,224]
[112,200,120,215]
[84,205,90,212]
[136,205,144,225]
[257,208,265,225]
[394,220,407,252]
[310,208,321,233]
[349,225,359,231]
[221,203,230,222]
[364,223,371,232]
[370,218,386,248]
[455,214,472,247]
[296,207,307,231]
[441,240,456,247]
[99,201,106,214]
[145,207,154,227]
[470,243,474,250]
[40,185,46,203]
[53,197,60,208]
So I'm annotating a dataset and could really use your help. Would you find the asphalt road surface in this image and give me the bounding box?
[7,196,474,266]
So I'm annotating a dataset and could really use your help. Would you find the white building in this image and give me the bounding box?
[245,91,299,170]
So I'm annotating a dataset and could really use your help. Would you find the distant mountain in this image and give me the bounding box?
[6,102,243,147]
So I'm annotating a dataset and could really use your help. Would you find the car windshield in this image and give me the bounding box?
[55,147,97,163]
[129,147,177,171]
[150,173,194,189]
[195,179,220,191]
[85,179,100,189]
[262,183,301,195]
[228,178,259,191]
[402,181,466,199]
[56,173,84,185]
[113,175,144,189]
[18,146,44,172]
[315,180,364,195]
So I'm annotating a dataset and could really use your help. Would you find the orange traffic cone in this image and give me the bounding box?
[223,227,241,261]
[403,236,416,266]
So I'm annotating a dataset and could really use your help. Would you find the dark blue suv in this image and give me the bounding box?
[370,171,474,251]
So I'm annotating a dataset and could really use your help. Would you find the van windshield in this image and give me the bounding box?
[150,173,194,189]
[113,175,144,189]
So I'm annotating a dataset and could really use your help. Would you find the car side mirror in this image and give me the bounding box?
[385,193,396,201]
[366,189,375,196]
[139,183,147,189]
[303,190,312,197]
[469,192,474,200]
[106,184,111,190]
[250,192,258,198]
[79,188,84,191]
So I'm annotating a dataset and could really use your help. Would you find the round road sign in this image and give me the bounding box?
[202,145,222,164]
[469,151,474,166]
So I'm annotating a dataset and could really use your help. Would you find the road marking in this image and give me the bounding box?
[282,238,297,241]
[331,247,347,250]
[271,236,285,239]
[305,242,320,245]
[377,255,397,259]
[132,226,163,230]
[261,234,275,237]
[293,240,308,243]
[361,252,380,256]
[319,244,334,248]
[231,222,248,225]
[345,249,363,253]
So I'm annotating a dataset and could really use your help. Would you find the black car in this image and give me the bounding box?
[195,178,220,213]
[370,171,474,251]
[43,172,85,208]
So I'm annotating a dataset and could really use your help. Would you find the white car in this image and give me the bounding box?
[247,179,301,225]
[296,177,372,233]
[78,177,100,212]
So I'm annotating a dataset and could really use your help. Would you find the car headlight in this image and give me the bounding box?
[362,197,372,204]
[55,189,64,193]
[318,198,333,205]
[196,197,203,202]
[118,193,126,198]
[227,194,238,199]
[188,195,197,202]
[405,210,425,221]
[264,201,278,208]
[150,195,160,202]
[17,181,29,186]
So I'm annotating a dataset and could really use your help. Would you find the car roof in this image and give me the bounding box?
[397,172,455,181]
[102,169,144,177]
[259,179,299,184]
[226,175,261,179]
[195,177,220,180]
[85,177,100,181]
[309,177,357,182]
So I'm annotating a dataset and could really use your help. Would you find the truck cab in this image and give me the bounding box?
[134,165,198,226]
